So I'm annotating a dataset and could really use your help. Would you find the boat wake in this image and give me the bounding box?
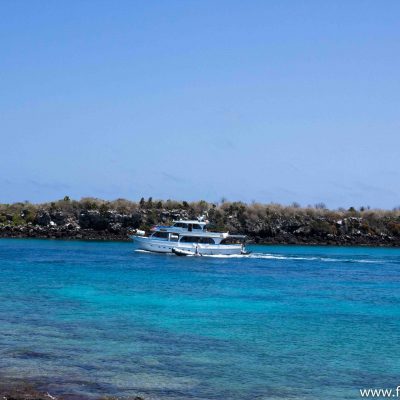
[204,253,379,263]
[135,249,379,263]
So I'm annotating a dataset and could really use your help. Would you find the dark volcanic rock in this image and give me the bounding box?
[0,379,146,400]
[36,211,51,226]
[1,200,399,246]
[79,210,106,230]
[50,211,67,226]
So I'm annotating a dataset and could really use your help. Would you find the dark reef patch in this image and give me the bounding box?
[0,376,146,400]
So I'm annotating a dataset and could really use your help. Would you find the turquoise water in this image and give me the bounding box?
[1,239,400,399]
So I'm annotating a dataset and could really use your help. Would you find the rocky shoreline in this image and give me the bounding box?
[1,223,399,246]
[0,198,399,246]
[0,378,145,400]
[0,381,54,400]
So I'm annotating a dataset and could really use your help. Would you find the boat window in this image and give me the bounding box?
[220,237,243,245]
[192,224,202,230]
[152,231,169,239]
[169,234,179,242]
[180,236,199,243]
[179,236,215,244]
[198,237,215,244]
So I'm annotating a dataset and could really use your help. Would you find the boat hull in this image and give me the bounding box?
[132,235,243,255]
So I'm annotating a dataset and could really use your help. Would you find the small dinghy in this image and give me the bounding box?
[172,247,202,257]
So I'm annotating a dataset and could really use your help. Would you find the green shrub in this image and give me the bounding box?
[387,222,400,236]
[310,220,337,236]
[12,214,25,226]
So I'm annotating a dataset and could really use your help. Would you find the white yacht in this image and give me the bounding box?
[131,220,248,256]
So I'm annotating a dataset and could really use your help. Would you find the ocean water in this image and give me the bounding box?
[0,239,400,400]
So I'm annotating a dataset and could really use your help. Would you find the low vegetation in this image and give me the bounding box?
[0,197,400,245]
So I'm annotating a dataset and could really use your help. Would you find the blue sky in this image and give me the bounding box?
[1,1,399,208]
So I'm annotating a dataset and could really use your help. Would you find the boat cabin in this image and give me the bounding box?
[152,220,207,233]
[171,220,207,232]
[150,230,245,245]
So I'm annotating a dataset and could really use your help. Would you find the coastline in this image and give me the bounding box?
[0,377,145,400]
[1,225,399,247]
[1,199,399,247]
[0,379,63,400]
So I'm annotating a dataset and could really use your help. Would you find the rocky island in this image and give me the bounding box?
[1,197,399,246]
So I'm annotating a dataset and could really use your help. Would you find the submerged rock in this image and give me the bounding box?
[0,378,146,400]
